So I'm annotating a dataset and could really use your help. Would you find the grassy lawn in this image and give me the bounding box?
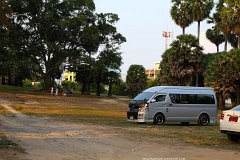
[0,88,240,151]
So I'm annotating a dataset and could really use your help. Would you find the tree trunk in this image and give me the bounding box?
[96,79,101,96]
[2,76,6,85]
[238,35,240,49]
[42,74,52,91]
[7,74,11,85]
[87,83,91,95]
[197,21,201,42]
[183,27,185,35]
[108,79,113,97]
[81,83,87,94]
[195,73,199,87]
[218,92,225,110]
[237,82,240,105]
[217,45,219,53]
[224,33,228,52]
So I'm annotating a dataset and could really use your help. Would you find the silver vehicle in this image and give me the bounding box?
[127,86,217,125]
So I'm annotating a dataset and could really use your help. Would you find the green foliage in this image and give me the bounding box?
[204,49,240,105]
[228,32,238,49]
[112,80,128,96]
[71,12,125,96]
[22,79,32,88]
[90,83,106,95]
[206,28,224,52]
[170,0,193,34]
[126,65,147,98]
[6,0,102,90]
[221,0,240,38]
[187,0,214,39]
[0,0,126,91]
[61,81,81,91]
[159,34,204,86]
[147,79,159,88]
[215,0,240,49]
[188,0,214,22]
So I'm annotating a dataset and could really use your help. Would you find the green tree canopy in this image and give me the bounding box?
[126,65,147,98]
[170,0,193,35]
[159,34,204,86]
[8,0,96,89]
[220,0,240,48]
[188,0,214,41]
[204,49,240,106]
[206,28,224,53]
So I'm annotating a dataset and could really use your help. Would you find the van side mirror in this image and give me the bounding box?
[150,99,156,103]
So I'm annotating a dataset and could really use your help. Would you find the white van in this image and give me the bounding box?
[127,86,217,125]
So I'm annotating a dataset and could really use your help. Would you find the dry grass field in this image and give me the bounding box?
[0,91,240,152]
[0,86,240,156]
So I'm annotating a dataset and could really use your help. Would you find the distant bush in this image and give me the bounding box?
[22,79,32,88]
[89,83,106,95]
[147,79,159,88]
[112,80,128,96]
[61,81,81,91]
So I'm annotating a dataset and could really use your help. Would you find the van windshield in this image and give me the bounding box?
[133,92,155,101]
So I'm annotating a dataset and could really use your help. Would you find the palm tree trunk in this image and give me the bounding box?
[183,27,185,35]
[195,73,199,87]
[238,35,240,49]
[197,21,201,42]
[237,82,240,105]
[217,45,219,53]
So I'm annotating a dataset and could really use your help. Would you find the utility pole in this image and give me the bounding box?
[162,31,171,50]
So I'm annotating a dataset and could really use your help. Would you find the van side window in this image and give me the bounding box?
[197,94,215,104]
[153,94,166,102]
[169,94,180,103]
[169,94,215,104]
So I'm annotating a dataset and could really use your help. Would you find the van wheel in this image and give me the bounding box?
[227,134,240,142]
[198,114,209,126]
[153,113,165,125]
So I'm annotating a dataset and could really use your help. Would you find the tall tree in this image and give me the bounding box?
[73,12,126,96]
[188,0,214,41]
[94,46,123,96]
[159,34,204,86]
[215,0,231,51]
[204,49,240,106]
[8,0,96,90]
[221,0,240,49]
[170,0,193,35]
[126,65,147,98]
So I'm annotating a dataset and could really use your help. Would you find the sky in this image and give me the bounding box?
[94,0,225,79]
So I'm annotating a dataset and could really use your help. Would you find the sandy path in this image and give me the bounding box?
[0,101,239,160]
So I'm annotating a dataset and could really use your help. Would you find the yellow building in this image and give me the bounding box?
[63,71,76,82]
[146,62,160,80]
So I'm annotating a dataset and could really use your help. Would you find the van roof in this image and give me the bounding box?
[144,86,214,93]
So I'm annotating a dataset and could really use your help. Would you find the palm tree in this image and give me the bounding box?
[221,0,240,49]
[206,28,224,53]
[170,0,193,35]
[188,0,214,41]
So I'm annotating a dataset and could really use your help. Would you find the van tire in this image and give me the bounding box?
[198,114,209,126]
[153,113,165,125]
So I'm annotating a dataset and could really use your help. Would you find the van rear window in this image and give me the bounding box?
[169,94,215,104]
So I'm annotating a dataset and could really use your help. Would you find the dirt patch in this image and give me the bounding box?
[0,148,28,160]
